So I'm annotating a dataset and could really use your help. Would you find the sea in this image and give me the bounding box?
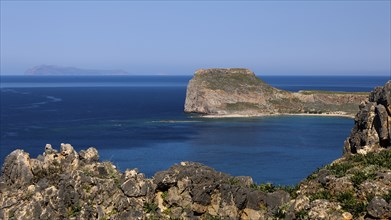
[0,75,389,185]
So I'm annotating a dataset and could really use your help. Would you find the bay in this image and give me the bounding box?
[0,75,389,185]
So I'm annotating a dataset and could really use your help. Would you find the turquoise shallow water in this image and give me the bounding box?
[0,75,389,185]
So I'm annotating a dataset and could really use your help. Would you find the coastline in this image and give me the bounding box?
[199,112,355,119]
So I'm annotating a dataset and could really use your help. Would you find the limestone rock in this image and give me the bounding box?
[120,169,152,197]
[246,190,267,210]
[375,104,389,144]
[367,197,391,219]
[241,208,266,220]
[79,147,99,163]
[0,150,33,187]
[265,190,290,213]
[44,144,57,154]
[0,146,282,219]
[346,81,391,154]
[291,195,310,212]
[308,199,342,220]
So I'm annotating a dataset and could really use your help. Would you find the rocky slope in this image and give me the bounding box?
[184,68,368,117]
[0,144,292,219]
[1,80,391,220]
[1,144,390,220]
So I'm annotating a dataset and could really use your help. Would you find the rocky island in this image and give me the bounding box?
[25,65,128,76]
[1,81,390,219]
[184,68,368,117]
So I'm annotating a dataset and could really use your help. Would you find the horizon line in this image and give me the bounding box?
[1,74,390,77]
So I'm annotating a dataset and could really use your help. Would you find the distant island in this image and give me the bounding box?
[25,65,128,76]
[184,68,368,117]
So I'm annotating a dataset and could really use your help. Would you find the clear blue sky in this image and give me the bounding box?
[1,1,390,75]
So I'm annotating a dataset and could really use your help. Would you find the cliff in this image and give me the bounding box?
[25,65,128,76]
[184,68,368,117]
[1,81,391,220]
[344,80,391,155]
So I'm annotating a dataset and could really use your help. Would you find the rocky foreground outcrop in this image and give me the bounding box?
[345,80,391,154]
[1,144,390,219]
[184,68,368,117]
[1,80,391,220]
[0,144,293,219]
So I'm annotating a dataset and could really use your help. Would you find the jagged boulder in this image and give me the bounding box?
[79,147,99,163]
[367,197,391,219]
[0,150,33,188]
[152,161,280,219]
[121,169,153,197]
[345,81,391,154]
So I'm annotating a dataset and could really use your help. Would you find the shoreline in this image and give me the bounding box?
[199,112,355,119]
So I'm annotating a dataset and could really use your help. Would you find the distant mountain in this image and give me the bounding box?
[25,65,128,75]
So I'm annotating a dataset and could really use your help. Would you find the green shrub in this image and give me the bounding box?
[67,205,81,217]
[305,167,326,182]
[277,185,299,198]
[350,171,376,187]
[309,190,331,201]
[383,189,391,203]
[295,209,309,220]
[201,214,223,220]
[161,191,168,202]
[326,162,354,177]
[351,150,391,169]
[337,192,366,217]
[227,177,240,186]
[251,182,276,193]
[274,208,286,219]
[143,202,158,214]
[251,182,299,198]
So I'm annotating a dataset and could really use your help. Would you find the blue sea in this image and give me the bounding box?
[0,75,389,185]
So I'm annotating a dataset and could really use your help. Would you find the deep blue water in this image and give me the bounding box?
[0,75,389,185]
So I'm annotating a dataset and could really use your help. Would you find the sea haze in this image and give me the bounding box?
[0,75,389,185]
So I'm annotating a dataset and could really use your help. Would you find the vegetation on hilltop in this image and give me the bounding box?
[195,71,276,93]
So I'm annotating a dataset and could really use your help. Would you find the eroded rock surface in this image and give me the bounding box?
[345,80,391,154]
[0,145,294,219]
[2,144,390,219]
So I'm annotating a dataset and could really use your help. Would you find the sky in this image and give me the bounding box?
[0,1,390,76]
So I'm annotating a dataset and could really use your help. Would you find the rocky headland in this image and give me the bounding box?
[1,80,391,219]
[184,68,368,117]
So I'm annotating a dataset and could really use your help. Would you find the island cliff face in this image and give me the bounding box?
[1,81,391,220]
[185,68,367,117]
